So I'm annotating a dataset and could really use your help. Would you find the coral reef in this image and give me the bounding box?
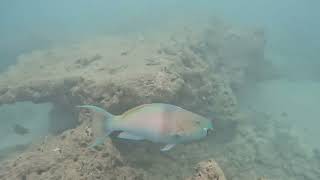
[0,122,146,180]
[211,111,320,180]
[2,19,316,180]
[0,20,262,179]
[0,20,269,120]
[186,159,226,180]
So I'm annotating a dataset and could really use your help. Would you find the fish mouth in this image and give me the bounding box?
[203,128,214,136]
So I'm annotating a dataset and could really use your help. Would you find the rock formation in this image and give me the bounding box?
[186,159,226,180]
[0,19,287,180]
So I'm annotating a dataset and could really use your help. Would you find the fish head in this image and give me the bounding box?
[170,115,213,143]
[195,116,214,137]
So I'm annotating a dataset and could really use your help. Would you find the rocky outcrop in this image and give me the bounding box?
[0,20,268,120]
[0,122,146,180]
[0,20,269,180]
[1,19,318,180]
[186,159,226,180]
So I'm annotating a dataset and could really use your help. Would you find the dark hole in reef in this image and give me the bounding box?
[48,104,79,135]
[0,102,52,161]
[21,175,27,180]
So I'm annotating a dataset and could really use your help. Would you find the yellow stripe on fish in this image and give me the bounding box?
[120,104,150,119]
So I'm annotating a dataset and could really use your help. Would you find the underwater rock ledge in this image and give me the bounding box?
[0,21,268,179]
[0,21,267,119]
[0,124,146,180]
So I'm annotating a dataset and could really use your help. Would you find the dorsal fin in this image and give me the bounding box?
[121,104,150,119]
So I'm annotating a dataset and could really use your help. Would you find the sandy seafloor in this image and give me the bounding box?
[240,79,320,149]
[0,19,319,180]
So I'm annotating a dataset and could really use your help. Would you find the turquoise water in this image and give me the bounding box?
[0,1,319,179]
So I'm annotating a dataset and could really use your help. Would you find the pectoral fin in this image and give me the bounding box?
[117,132,144,140]
[160,144,176,151]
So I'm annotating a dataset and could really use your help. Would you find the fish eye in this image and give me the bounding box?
[203,128,208,135]
[203,128,213,136]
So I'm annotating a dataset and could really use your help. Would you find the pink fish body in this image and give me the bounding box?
[78,103,213,151]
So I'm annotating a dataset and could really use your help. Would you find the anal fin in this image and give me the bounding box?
[117,132,144,140]
[160,144,176,151]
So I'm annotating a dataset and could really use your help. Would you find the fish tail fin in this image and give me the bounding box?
[77,105,115,149]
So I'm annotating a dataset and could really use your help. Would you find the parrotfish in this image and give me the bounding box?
[77,103,213,151]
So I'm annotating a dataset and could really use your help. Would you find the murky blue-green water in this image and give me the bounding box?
[0,1,319,179]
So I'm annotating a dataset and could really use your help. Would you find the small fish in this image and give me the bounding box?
[77,103,213,151]
[12,124,29,135]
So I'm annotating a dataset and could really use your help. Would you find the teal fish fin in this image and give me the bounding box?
[161,144,176,151]
[117,132,144,140]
